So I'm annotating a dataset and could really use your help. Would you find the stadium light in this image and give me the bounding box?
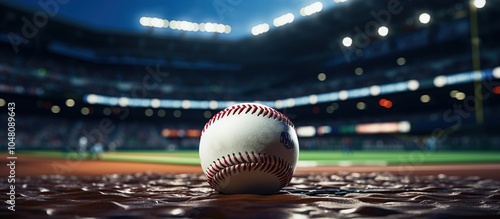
[357,102,366,110]
[145,109,154,117]
[273,13,295,27]
[342,37,353,47]
[398,121,411,133]
[217,24,226,33]
[83,68,493,111]
[493,66,500,78]
[355,67,363,75]
[296,126,316,137]
[379,99,393,108]
[433,75,447,87]
[209,100,218,110]
[309,95,318,104]
[493,86,500,95]
[151,99,161,108]
[407,80,420,91]
[139,17,150,26]
[224,25,231,34]
[455,92,466,100]
[378,26,389,37]
[333,0,348,3]
[157,109,166,117]
[326,105,335,113]
[173,110,182,118]
[65,99,75,107]
[251,23,270,35]
[286,98,296,108]
[51,105,60,114]
[180,21,192,31]
[420,95,431,103]
[397,57,406,65]
[193,22,201,32]
[102,108,111,116]
[370,85,381,96]
[86,94,98,104]
[151,18,165,28]
[418,13,431,24]
[170,20,179,29]
[81,107,90,115]
[181,100,191,109]
[203,111,212,119]
[118,97,129,107]
[474,0,486,8]
[356,121,408,134]
[140,17,230,33]
[300,2,323,16]
[338,90,349,100]
[198,22,205,31]
[205,23,215,32]
[317,126,332,135]
[318,73,326,81]
[274,100,284,109]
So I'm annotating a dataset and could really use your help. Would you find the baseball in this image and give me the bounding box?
[199,103,299,195]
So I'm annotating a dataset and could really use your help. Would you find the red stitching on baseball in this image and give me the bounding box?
[245,151,251,163]
[257,106,264,116]
[236,106,244,115]
[204,152,294,190]
[234,152,242,163]
[201,104,294,134]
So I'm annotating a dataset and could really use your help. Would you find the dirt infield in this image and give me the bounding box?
[2,155,500,218]
[3,155,500,180]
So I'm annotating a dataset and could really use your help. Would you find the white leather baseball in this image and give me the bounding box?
[199,103,299,195]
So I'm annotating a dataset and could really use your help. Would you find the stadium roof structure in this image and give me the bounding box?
[1,0,488,64]
[1,0,500,124]
[2,0,342,41]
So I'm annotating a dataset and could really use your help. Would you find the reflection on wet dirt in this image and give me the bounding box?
[1,172,499,218]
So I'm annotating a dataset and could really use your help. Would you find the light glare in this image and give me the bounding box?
[65,99,75,107]
[370,85,381,96]
[433,75,447,87]
[318,73,326,81]
[357,102,366,110]
[492,66,500,78]
[139,17,230,33]
[474,0,486,8]
[420,95,431,103]
[139,17,150,26]
[51,105,60,114]
[273,13,295,27]
[252,23,270,35]
[301,2,323,16]
[342,37,353,47]
[419,13,431,24]
[378,26,389,36]
[407,80,420,91]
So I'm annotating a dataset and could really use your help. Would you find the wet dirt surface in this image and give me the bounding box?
[2,172,499,218]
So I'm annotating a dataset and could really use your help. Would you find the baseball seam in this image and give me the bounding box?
[204,151,294,190]
[201,103,294,134]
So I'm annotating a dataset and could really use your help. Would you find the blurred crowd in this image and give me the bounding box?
[257,48,500,100]
[300,134,500,151]
[0,46,279,100]
[1,112,498,152]
[0,114,170,151]
[1,41,498,101]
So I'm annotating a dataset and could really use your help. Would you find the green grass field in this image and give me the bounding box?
[20,150,500,166]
